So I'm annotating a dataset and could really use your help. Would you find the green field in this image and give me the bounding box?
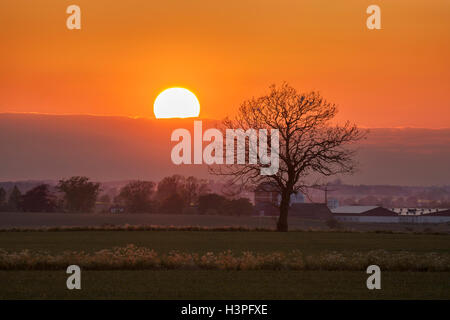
[1,230,449,299]
[1,230,449,254]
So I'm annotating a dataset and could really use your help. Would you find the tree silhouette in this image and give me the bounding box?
[211,83,366,231]
[57,176,100,213]
[198,193,228,215]
[8,186,22,212]
[116,181,155,213]
[198,194,254,216]
[0,187,6,211]
[22,184,57,212]
[182,176,209,206]
[155,175,185,204]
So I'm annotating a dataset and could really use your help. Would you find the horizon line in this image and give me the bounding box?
[1,112,449,130]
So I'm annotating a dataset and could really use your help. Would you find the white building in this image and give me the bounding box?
[391,208,448,215]
[332,206,450,224]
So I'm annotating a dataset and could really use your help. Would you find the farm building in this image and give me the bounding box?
[253,183,331,220]
[290,203,333,220]
[332,206,397,223]
[391,208,448,215]
[332,206,450,223]
[400,209,450,223]
[254,183,306,216]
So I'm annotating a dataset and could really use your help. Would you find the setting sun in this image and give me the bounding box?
[154,88,200,119]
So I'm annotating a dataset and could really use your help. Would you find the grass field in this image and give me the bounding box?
[1,230,450,254]
[0,230,449,299]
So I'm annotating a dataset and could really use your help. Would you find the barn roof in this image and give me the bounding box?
[290,203,332,220]
[331,206,378,214]
[332,206,397,216]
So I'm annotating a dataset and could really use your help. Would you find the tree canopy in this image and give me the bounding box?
[211,83,366,231]
[57,176,100,212]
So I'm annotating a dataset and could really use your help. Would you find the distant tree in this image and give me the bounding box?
[181,176,209,206]
[155,175,185,202]
[116,181,155,213]
[22,184,57,212]
[57,176,101,213]
[0,187,8,211]
[8,186,22,212]
[0,187,6,211]
[198,193,228,215]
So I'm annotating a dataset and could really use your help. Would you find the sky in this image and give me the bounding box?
[1,114,450,185]
[0,0,449,128]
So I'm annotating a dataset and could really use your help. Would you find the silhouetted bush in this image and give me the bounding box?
[158,193,185,214]
[198,193,254,216]
[21,184,57,213]
[198,194,228,215]
[0,187,6,212]
[7,186,22,212]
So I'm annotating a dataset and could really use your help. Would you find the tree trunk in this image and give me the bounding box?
[277,193,290,232]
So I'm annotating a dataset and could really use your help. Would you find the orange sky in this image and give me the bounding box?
[0,0,449,128]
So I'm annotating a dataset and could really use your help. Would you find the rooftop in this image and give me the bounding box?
[331,206,379,214]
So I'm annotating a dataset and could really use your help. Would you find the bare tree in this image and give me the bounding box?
[210,83,366,231]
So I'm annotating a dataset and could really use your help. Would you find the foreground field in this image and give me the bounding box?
[0,230,449,299]
[1,270,449,299]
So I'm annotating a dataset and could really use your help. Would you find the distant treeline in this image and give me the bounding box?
[3,178,450,209]
[0,175,253,216]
